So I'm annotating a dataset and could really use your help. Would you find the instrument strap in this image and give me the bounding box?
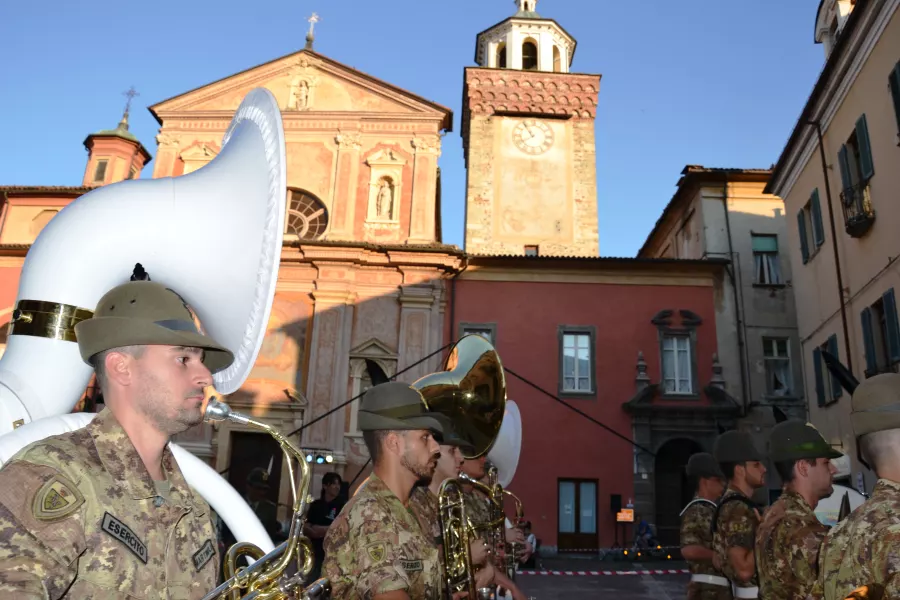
[679,497,716,517]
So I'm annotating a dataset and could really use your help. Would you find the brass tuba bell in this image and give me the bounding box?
[412,334,506,460]
[412,334,507,599]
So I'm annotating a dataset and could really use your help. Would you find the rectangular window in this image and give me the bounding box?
[763,338,792,396]
[837,115,876,234]
[861,288,900,377]
[558,327,595,396]
[813,334,843,407]
[890,61,900,135]
[797,189,825,264]
[93,160,108,184]
[752,234,782,285]
[662,334,693,394]
[459,323,496,346]
[524,245,539,257]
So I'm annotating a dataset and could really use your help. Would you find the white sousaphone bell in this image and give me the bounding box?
[488,399,522,489]
[0,87,287,552]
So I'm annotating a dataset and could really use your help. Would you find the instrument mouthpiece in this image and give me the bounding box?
[204,397,250,425]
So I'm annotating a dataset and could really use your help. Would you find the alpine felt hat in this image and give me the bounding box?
[850,373,900,438]
[357,382,444,434]
[74,280,234,373]
[713,430,764,463]
[769,420,842,462]
[686,452,725,479]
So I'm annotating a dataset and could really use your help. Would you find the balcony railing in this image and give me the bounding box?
[840,181,876,238]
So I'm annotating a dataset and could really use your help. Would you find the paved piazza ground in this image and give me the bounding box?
[514,558,691,599]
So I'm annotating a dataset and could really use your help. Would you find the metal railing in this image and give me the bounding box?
[839,181,876,238]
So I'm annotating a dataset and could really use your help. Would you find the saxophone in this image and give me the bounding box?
[201,398,331,600]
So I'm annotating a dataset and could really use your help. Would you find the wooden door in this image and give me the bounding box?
[557,479,598,551]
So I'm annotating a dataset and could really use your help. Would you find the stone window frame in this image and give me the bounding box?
[458,322,497,346]
[557,325,597,400]
[652,310,701,400]
[347,357,396,437]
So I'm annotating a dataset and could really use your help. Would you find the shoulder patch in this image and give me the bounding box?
[192,539,215,571]
[367,542,385,562]
[33,475,84,521]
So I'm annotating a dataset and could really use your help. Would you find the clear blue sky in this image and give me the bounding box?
[0,0,825,257]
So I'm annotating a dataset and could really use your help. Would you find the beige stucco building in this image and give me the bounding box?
[765,0,900,492]
[639,166,804,498]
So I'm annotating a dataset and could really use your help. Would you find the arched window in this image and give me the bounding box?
[522,40,538,71]
[497,43,507,69]
[286,189,328,240]
[553,46,562,72]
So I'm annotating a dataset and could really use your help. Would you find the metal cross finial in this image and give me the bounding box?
[308,13,320,37]
[122,86,139,116]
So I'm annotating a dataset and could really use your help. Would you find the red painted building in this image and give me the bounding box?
[446,256,740,553]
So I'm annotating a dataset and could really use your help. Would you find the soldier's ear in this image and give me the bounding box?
[384,431,404,457]
[104,350,134,388]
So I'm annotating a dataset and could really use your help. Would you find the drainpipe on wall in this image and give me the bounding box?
[721,175,751,415]
[448,256,470,343]
[809,120,853,371]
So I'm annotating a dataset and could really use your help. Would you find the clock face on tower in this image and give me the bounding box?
[512,119,554,155]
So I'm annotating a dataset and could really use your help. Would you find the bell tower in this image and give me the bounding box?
[462,0,600,257]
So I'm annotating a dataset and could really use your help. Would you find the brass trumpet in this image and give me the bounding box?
[201,398,330,600]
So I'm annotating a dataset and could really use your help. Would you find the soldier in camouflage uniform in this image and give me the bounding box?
[814,374,900,600]
[755,420,840,600]
[712,430,768,599]
[323,381,445,599]
[0,280,233,599]
[680,452,730,600]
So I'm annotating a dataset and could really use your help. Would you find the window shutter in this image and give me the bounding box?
[810,189,825,247]
[890,61,900,132]
[883,288,900,363]
[828,334,843,399]
[813,347,825,407]
[797,210,810,264]
[861,307,878,375]
[856,114,875,182]
[838,145,853,193]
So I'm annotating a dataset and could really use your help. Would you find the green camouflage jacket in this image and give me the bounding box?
[681,497,733,600]
[713,488,760,590]
[0,408,219,599]
[756,490,827,600]
[322,474,441,599]
[814,479,900,600]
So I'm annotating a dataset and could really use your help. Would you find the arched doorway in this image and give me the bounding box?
[654,438,703,546]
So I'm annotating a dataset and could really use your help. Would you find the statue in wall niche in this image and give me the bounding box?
[297,81,309,108]
[376,179,394,219]
[289,80,310,110]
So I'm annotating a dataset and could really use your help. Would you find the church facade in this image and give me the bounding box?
[0,0,749,553]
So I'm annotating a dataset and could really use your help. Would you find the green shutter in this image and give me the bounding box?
[810,189,825,247]
[828,334,843,399]
[862,307,878,375]
[838,145,853,193]
[813,347,825,407]
[890,61,900,132]
[883,288,900,364]
[856,114,875,182]
[797,210,810,264]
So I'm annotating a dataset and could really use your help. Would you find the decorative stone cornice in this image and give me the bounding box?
[411,135,441,156]
[335,130,362,150]
[463,68,600,120]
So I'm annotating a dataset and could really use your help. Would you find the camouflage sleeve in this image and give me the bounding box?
[787,522,827,588]
[351,517,418,597]
[872,523,900,596]
[720,501,756,550]
[680,504,711,549]
[0,461,86,599]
